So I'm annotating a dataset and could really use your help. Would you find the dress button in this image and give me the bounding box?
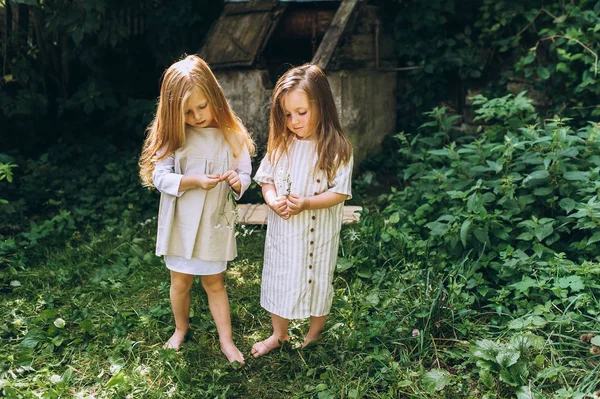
[313,192,318,196]
[308,265,312,269]
[308,280,312,284]
[310,228,314,232]
[310,240,314,245]
[311,216,316,220]
[309,253,313,257]
[316,179,321,183]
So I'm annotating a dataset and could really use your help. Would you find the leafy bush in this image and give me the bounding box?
[375,95,600,291]
[344,92,600,397]
[383,0,600,130]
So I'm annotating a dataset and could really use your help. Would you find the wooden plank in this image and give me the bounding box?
[312,0,359,71]
[237,204,362,225]
[225,1,278,15]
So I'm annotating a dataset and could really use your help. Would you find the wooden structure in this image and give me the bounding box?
[199,0,397,167]
[238,204,362,225]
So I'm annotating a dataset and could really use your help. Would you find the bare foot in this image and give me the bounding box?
[163,329,187,350]
[251,335,287,358]
[302,334,322,348]
[221,341,245,365]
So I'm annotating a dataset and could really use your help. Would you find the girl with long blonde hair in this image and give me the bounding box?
[139,55,254,365]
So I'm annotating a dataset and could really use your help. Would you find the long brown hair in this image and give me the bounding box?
[268,64,352,183]
[139,55,255,187]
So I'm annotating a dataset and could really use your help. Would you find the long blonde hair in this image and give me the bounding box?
[268,64,352,183]
[139,55,255,187]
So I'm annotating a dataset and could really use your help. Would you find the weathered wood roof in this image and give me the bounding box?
[201,0,364,71]
[200,1,285,68]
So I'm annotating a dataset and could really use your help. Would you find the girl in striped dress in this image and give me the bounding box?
[139,55,254,365]
[252,64,353,357]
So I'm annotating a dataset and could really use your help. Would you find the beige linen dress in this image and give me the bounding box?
[254,137,353,319]
[153,127,251,275]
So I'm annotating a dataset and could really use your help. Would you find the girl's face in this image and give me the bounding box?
[184,89,218,129]
[282,89,313,140]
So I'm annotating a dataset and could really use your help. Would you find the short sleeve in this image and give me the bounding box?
[253,155,275,186]
[327,156,353,200]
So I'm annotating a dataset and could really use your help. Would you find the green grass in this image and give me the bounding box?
[0,225,423,398]
[2,206,600,398]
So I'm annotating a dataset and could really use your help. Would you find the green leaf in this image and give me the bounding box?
[530,316,547,327]
[356,266,372,279]
[20,329,47,349]
[336,257,355,272]
[537,67,551,80]
[590,336,600,346]
[471,339,500,361]
[559,198,578,213]
[516,386,536,399]
[533,187,552,196]
[534,223,553,242]
[467,193,484,214]
[510,277,537,294]
[555,275,584,292]
[523,170,549,185]
[588,232,600,245]
[563,171,590,181]
[508,318,525,330]
[422,369,451,393]
[460,219,472,247]
[429,149,451,156]
[426,221,448,236]
[106,372,127,388]
[496,349,520,368]
[556,62,569,73]
[364,291,380,306]
[516,232,534,240]
[473,228,489,245]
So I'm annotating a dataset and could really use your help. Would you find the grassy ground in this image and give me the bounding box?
[2,224,437,398]
[2,141,599,397]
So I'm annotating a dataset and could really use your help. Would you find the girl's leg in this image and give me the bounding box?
[165,270,194,350]
[201,273,245,364]
[251,313,290,358]
[303,315,327,347]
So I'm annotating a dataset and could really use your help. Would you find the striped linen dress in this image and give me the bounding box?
[254,137,353,319]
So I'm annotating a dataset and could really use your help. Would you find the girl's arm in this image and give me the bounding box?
[180,174,220,191]
[262,183,290,219]
[153,151,219,194]
[287,157,353,215]
[220,145,252,199]
[152,152,185,197]
[287,192,348,215]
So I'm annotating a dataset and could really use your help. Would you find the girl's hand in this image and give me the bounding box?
[267,195,290,220]
[220,170,242,194]
[197,174,220,190]
[287,194,310,216]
